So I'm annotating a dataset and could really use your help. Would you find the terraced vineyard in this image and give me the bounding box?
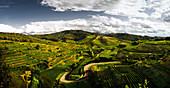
[89,64,158,88]
[0,40,87,68]
[0,31,169,88]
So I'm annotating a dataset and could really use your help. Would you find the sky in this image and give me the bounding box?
[0,0,170,36]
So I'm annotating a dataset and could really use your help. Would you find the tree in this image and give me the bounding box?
[35,45,40,50]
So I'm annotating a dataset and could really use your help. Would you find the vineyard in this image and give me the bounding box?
[0,31,169,88]
[89,64,158,88]
[0,40,87,68]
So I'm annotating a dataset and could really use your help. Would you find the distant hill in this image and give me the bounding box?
[1,30,169,43]
[33,30,99,42]
[0,32,53,44]
[33,30,157,42]
[105,33,154,41]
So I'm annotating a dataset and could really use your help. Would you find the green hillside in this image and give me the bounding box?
[33,30,99,42]
[33,30,155,42]
[0,30,169,88]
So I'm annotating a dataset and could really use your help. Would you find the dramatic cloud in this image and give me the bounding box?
[0,0,169,37]
[0,15,169,36]
[41,0,170,19]
[41,0,119,12]
[18,15,170,36]
[39,0,170,36]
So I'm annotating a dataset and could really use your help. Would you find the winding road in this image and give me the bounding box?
[60,61,121,83]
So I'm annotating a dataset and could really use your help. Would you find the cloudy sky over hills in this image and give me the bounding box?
[0,0,170,36]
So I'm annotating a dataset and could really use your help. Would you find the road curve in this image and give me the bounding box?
[60,61,121,83]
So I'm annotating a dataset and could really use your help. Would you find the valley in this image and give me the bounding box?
[0,30,169,88]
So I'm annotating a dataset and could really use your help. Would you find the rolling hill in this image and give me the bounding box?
[0,30,169,88]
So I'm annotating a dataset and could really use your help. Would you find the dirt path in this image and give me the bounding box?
[60,61,121,83]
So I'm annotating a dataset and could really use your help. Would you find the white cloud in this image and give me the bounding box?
[0,24,17,33]
[162,12,170,21]
[0,0,170,37]
[38,0,170,36]
[41,0,170,19]
[0,24,24,33]
[18,15,170,36]
[0,15,170,36]
[41,0,118,12]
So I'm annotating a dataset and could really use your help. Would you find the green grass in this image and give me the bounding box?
[90,64,158,88]
[41,66,68,81]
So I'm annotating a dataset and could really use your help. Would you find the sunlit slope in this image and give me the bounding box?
[1,31,169,68]
[0,35,88,68]
[33,30,169,61]
[0,32,53,44]
[33,30,99,42]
